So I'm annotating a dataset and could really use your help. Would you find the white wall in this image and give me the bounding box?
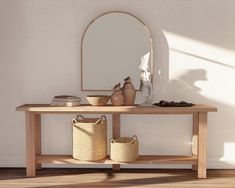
[1,0,235,168]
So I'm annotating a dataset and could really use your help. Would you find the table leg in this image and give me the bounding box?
[35,114,41,170]
[112,113,120,170]
[197,112,208,179]
[192,113,198,171]
[25,112,37,177]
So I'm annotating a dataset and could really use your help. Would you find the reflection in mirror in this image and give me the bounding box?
[81,11,153,91]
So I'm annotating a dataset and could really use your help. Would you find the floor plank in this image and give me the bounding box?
[0,168,235,188]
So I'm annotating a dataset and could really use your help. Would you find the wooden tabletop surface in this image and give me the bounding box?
[16,104,217,114]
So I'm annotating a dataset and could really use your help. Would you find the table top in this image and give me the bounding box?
[16,104,217,114]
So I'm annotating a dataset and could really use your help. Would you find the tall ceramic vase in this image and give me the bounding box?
[122,77,136,106]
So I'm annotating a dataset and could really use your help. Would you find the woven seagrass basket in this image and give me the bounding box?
[72,115,107,161]
[110,135,138,162]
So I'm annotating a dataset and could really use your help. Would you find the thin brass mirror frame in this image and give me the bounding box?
[81,11,154,91]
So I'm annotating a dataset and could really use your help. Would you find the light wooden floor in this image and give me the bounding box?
[0,168,235,188]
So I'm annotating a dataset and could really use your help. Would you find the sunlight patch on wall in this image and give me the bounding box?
[163,31,235,69]
[220,143,235,162]
[163,31,235,105]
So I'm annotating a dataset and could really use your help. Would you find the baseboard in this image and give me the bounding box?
[207,157,235,169]
[1,156,235,169]
[0,157,25,167]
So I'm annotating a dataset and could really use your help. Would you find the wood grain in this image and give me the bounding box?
[36,155,197,165]
[25,112,36,177]
[16,104,217,114]
[35,114,41,170]
[1,168,235,188]
[112,113,121,170]
[192,112,199,171]
[198,112,208,178]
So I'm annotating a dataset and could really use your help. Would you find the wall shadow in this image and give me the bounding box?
[162,57,235,167]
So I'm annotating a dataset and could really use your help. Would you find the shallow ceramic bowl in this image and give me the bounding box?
[86,95,110,106]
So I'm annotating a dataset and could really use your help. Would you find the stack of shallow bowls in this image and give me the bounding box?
[51,95,81,106]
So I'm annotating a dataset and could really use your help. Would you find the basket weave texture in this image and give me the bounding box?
[110,135,138,162]
[72,115,107,161]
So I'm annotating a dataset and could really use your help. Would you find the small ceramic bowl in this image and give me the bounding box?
[86,95,110,106]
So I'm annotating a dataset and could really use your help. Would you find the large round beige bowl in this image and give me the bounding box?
[86,95,110,106]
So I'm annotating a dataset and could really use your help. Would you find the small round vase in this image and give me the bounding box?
[122,77,136,106]
[111,91,124,106]
[111,83,124,106]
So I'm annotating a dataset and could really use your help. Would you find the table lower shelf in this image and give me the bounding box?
[36,155,197,165]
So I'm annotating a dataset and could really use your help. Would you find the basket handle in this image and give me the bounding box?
[95,115,107,124]
[72,115,85,125]
[130,135,138,144]
[76,115,85,120]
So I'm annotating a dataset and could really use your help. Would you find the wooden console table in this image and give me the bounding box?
[16,104,217,178]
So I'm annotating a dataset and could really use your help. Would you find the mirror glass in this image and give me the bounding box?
[81,12,152,91]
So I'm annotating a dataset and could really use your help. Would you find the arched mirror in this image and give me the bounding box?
[81,11,153,91]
